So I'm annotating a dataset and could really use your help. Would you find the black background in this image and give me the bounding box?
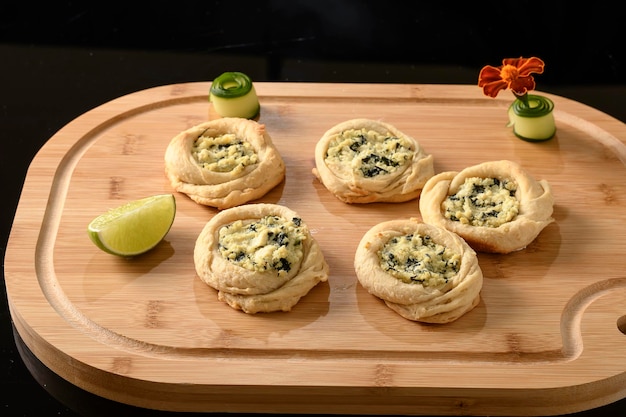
[1,1,625,416]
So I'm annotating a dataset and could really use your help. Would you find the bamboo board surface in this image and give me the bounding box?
[5,82,626,416]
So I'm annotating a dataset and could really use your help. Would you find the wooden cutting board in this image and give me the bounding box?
[6,82,626,416]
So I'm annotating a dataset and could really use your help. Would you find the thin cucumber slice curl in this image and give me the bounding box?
[507,95,556,142]
[209,72,260,119]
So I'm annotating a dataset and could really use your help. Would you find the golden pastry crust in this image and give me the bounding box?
[194,203,329,314]
[419,160,555,254]
[165,118,285,209]
[312,118,434,203]
[354,218,483,323]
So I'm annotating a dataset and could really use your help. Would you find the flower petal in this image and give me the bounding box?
[481,80,509,98]
[517,57,545,77]
[502,57,524,67]
[503,56,545,77]
[509,76,537,96]
[478,65,503,87]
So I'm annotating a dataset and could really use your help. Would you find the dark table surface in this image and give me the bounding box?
[2,2,626,416]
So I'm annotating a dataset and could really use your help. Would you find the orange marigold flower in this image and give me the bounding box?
[478,57,545,98]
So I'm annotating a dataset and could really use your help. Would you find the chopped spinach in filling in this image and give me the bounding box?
[218,215,305,277]
[325,128,414,178]
[193,132,258,173]
[442,177,519,227]
[379,234,460,287]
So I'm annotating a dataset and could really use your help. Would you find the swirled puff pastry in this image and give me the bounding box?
[194,203,329,314]
[165,118,285,209]
[419,160,554,254]
[354,219,483,323]
[312,118,434,203]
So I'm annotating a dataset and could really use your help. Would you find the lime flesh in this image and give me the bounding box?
[87,194,176,257]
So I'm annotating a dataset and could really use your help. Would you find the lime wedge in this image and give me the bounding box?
[87,194,176,257]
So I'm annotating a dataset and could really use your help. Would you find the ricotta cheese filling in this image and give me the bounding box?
[193,132,258,174]
[325,128,414,178]
[379,234,460,287]
[442,177,519,227]
[218,215,306,277]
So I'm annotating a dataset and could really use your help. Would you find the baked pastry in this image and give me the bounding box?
[194,203,329,313]
[165,118,285,209]
[419,160,554,254]
[354,218,483,324]
[312,118,434,203]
